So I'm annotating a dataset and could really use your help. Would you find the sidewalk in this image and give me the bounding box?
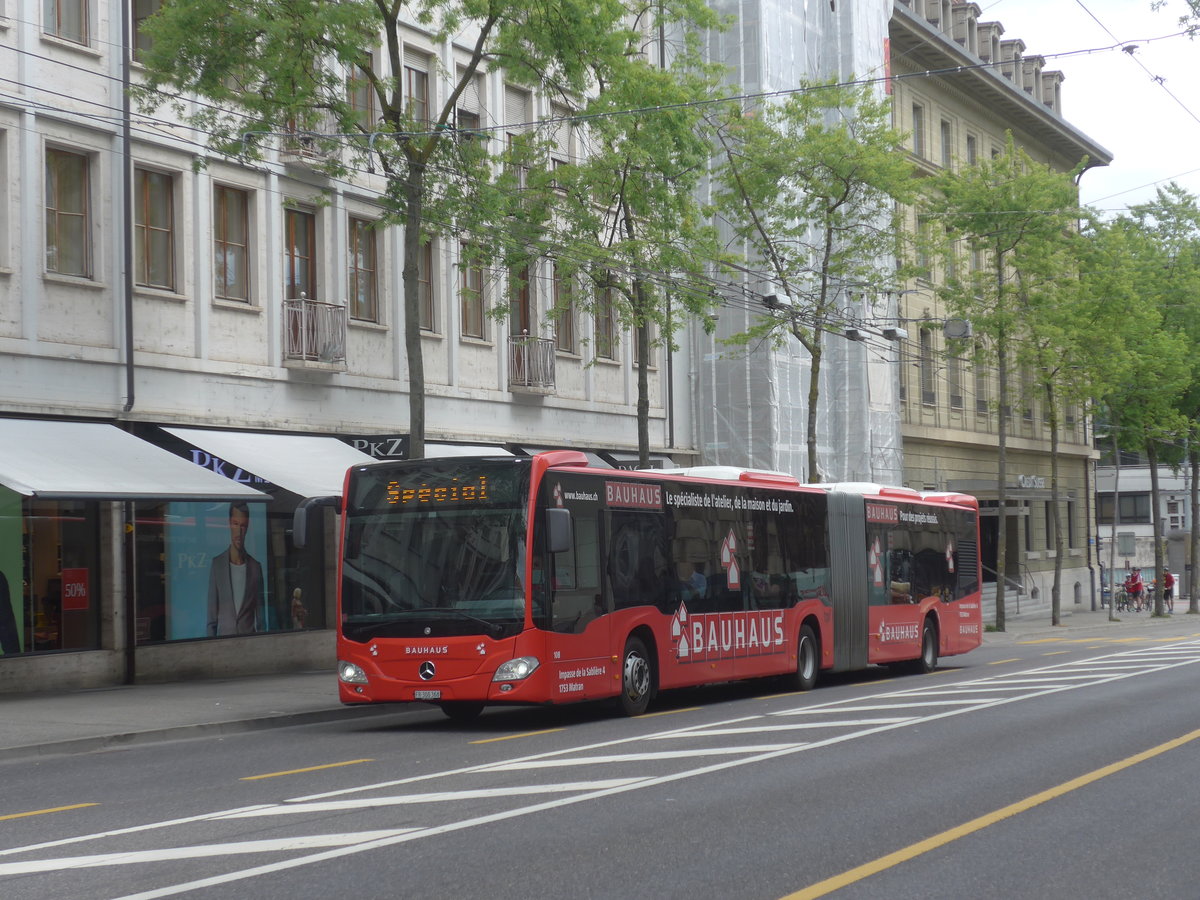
[0,669,390,763]
[1,606,1197,762]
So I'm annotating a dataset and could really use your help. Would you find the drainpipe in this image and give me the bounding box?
[121,0,135,413]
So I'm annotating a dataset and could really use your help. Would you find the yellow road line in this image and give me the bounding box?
[781,726,1200,900]
[988,658,1021,665]
[1016,638,1064,645]
[0,803,98,821]
[239,759,374,781]
[1042,650,1070,656]
[637,707,702,718]
[470,728,563,744]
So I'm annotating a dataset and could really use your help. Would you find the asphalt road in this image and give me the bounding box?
[3,625,1200,900]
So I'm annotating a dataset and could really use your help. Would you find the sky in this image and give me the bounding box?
[978,0,1200,214]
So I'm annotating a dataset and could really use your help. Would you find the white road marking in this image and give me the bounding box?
[488,746,802,768]
[0,831,416,875]
[217,779,647,816]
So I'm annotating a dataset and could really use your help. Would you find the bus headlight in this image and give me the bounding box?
[338,661,369,684]
[493,656,540,682]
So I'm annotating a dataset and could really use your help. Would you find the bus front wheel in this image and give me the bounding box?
[618,636,654,716]
[440,701,485,722]
[789,623,819,692]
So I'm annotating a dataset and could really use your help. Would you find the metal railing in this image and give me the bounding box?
[284,294,347,364]
[508,333,556,391]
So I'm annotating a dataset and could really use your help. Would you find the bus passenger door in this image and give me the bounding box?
[543,512,612,701]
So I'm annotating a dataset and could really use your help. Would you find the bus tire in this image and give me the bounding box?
[914,619,938,674]
[440,701,485,722]
[788,623,819,692]
[618,635,654,716]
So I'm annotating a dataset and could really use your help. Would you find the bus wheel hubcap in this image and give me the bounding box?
[625,654,649,698]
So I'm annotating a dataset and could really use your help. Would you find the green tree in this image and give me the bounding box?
[135,0,632,458]
[481,8,727,467]
[933,135,1084,630]
[710,80,917,482]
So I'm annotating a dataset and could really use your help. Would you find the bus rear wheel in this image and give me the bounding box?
[618,636,654,716]
[787,623,819,692]
[440,701,485,722]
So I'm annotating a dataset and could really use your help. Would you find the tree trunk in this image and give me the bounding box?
[402,164,427,459]
[1148,440,1164,616]
[635,282,650,469]
[1190,442,1199,615]
[1109,429,1120,622]
[1047,383,1062,626]
[806,334,823,483]
[995,333,1009,631]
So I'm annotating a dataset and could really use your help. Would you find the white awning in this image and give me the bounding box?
[164,427,377,498]
[0,420,267,501]
[426,443,513,458]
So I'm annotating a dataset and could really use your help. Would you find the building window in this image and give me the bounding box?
[919,327,936,405]
[133,0,161,60]
[134,168,175,291]
[947,350,963,410]
[403,54,429,123]
[915,214,932,281]
[1097,493,1152,525]
[595,284,617,360]
[911,103,926,158]
[1045,501,1054,549]
[44,0,87,44]
[460,243,485,339]
[940,119,952,168]
[3,499,102,655]
[455,70,484,141]
[347,59,375,132]
[510,265,532,336]
[284,208,316,299]
[1067,500,1077,548]
[417,241,434,331]
[553,263,576,353]
[974,342,989,414]
[45,148,90,277]
[348,217,377,322]
[966,134,977,166]
[213,185,250,302]
[897,335,908,403]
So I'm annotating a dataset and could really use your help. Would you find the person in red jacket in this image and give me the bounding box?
[1163,570,1176,613]
[1126,569,1145,612]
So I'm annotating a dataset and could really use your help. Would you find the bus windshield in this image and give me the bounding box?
[341,459,530,641]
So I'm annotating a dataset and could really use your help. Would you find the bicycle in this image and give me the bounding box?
[1114,588,1131,612]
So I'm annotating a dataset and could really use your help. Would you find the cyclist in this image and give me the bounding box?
[1126,568,1145,612]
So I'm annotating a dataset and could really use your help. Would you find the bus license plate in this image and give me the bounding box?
[414,690,442,700]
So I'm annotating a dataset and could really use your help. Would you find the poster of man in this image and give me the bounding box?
[165,501,270,639]
[207,501,264,635]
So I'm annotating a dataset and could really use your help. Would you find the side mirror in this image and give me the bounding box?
[545,507,573,554]
[292,495,341,549]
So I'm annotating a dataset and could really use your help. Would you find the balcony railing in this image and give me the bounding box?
[508,333,555,393]
[284,294,347,367]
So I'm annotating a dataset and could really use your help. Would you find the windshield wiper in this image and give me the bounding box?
[411,606,506,637]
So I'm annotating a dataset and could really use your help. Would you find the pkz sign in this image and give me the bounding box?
[340,434,410,460]
[1017,474,1046,489]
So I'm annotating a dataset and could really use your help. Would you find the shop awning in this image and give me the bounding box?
[164,427,377,498]
[427,443,513,458]
[0,419,268,501]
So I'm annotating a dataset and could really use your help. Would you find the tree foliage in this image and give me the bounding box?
[710,80,917,482]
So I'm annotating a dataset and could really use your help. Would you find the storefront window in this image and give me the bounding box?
[0,491,101,656]
[134,498,325,642]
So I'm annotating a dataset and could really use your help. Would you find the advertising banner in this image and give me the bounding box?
[165,501,270,639]
[0,488,22,655]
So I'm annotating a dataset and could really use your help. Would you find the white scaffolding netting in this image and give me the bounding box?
[694,0,902,484]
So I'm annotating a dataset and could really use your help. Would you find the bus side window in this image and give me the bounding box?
[550,513,603,633]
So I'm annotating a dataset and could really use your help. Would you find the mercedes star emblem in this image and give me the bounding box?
[418,661,437,681]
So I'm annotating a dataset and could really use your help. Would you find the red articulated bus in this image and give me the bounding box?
[334,451,982,721]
